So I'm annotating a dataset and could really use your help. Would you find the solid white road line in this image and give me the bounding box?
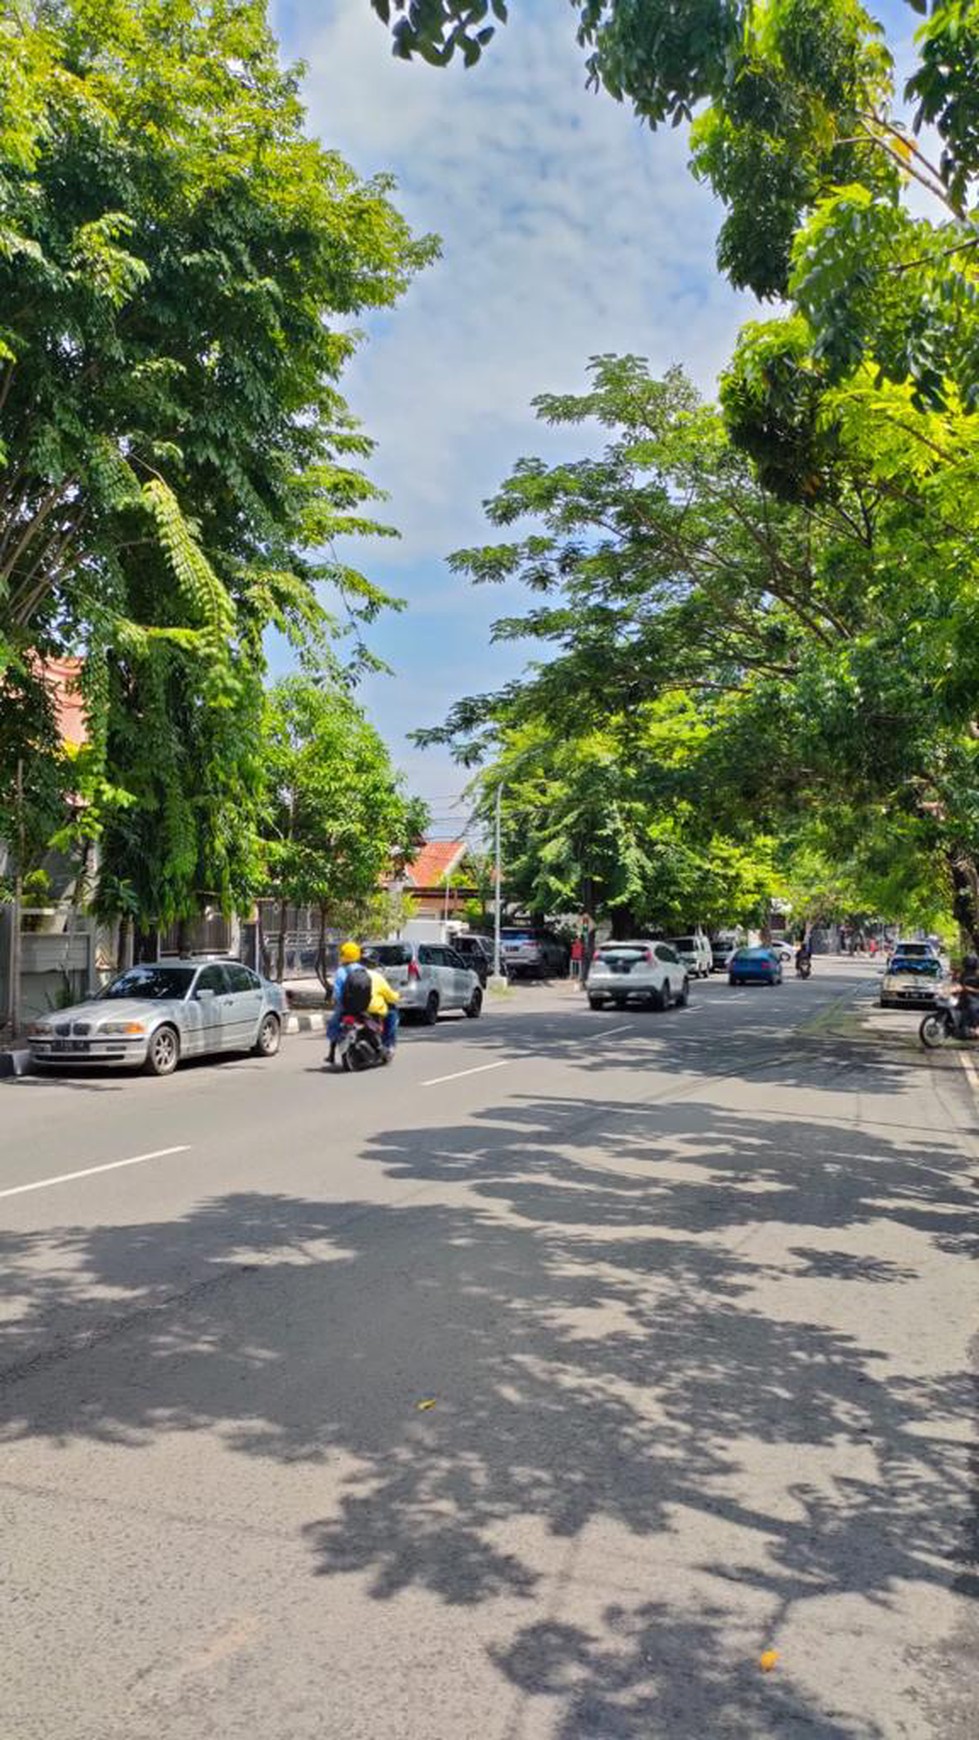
[594,1023,634,1038]
[0,1145,191,1202]
[421,1061,509,1088]
[959,1051,979,1095]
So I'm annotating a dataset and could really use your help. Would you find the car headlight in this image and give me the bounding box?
[28,1021,52,1036]
[98,1020,146,1035]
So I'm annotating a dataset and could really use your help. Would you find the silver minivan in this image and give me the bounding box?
[365,941,483,1023]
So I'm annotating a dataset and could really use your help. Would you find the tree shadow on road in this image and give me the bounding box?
[0,1072,976,1735]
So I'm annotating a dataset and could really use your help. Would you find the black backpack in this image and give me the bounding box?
[341,963,372,1016]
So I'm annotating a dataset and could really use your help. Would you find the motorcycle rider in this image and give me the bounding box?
[361,949,400,1059]
[958,951,979,1034]
[795,935,812,975]
[327,941,371,1067]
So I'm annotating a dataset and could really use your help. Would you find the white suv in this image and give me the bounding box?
[586,940,689,1011]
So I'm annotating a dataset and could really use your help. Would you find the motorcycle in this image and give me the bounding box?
[334,1012,389,1072]
[795,953,812,979]
[919,986,975,1049]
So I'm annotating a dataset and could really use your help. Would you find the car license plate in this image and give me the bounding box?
[52,1040,89,1053]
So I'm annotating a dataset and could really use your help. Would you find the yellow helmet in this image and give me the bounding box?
[340,941,361,963]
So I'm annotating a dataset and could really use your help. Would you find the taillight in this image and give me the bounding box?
[644,949,654,962]
[408,960,420,979]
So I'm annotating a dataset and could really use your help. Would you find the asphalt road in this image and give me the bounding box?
[2,963,977,1739]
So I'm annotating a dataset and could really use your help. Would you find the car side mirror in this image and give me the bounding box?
[196,988,214,1002]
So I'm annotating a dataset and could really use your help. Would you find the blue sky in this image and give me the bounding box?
[268,0,919,837]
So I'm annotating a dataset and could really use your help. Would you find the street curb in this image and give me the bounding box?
[0,1048,32,1077]
[284,1011,326,1035]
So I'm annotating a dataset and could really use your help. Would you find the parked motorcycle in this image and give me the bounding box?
[919,987,974,1049]
[335,1012,389,1072]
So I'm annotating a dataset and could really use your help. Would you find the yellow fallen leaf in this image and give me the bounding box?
[759,1649,779,1673]
[416,1398,437,1411]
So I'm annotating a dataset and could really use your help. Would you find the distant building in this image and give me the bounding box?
[396,839,474,919]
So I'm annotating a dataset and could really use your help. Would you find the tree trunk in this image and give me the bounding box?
[275,897,288,985]
[118,915,134,972]
[315,903,329,991]
[948,847,979,950]
[610,907,638,939]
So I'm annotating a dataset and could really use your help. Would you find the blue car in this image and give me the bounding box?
[729,946,783,986]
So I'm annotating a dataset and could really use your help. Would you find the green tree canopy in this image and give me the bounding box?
[421,354,979,938]
[261,675,428,977]
[1,0,436,924]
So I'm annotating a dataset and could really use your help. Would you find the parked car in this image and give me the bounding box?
[768,939,795,963]
[879,952,946,1009]
[890,938,941,960]
[452,933,506,985]
[711,931,742,972]
[586,940,689,1010]
[499,927,569,979]
[28,959,285,1077]
[728,947,783,986]
[364,940,482,1023]
[664,933,713,979]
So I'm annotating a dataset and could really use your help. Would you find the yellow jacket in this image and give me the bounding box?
[368,969,399,1018]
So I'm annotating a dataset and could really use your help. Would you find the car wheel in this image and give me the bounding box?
[675,977,690,1008]
[143,1024,180,1077]
[587,996,605,1010]
[252,1013,281,1057]
[423,992,440,1026]
[464,987,483,1019]
[652,980,669,1012]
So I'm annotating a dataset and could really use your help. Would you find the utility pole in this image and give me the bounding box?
[492,782,503,981]
[6,757,24,1038]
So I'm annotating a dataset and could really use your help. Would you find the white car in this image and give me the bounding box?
[586,940,689,1011]
[768,939,795,963]
[664,933,712,978]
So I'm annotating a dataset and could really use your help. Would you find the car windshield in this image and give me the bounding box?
[98,965,195,1001]
[669,938,696,952]
[889,957,942,976]
[895,943,931,956]
[368,943,412,967]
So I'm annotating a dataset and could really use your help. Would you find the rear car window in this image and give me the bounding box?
[670,938,696,952]
[370,943,412,967]
[597,946,646,961]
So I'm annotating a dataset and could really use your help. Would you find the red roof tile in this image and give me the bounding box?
[41,657,89,749]
[404,840,467,887]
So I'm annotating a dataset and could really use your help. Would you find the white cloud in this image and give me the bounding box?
[296,2,750,556]
[273,0,753,805]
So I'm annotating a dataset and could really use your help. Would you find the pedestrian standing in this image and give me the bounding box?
[570,936,584,983]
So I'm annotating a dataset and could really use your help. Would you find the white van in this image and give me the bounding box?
[664,932,712,979]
